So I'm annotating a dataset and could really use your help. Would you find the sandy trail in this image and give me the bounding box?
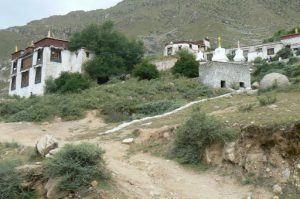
[0,112,272,199]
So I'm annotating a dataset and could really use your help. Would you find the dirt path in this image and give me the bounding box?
[100,141,272,199]
[0,112,272,199]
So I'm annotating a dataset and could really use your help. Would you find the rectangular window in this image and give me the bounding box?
[37,49,43,64]
[189,44,193,49]
[243,50,249,58]
[21,56,33,70]
[35,67,42,84]
[12,61,18,74]
[256,48,263,53]
[50,48,62,63]
[21,71,29,88]
[221,80,226,88]
[178,45,182,50]
[167,47,173,56]
[11,76,16,90]
[207,53,213,61]
[267,48,275,55]
[86,52,90,58]
[240,82,245,88]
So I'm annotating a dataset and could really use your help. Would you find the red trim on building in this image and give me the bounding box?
[11,50,24,60]
[165,40,205,46]
[34,37,70,49]
[281,33,300,40]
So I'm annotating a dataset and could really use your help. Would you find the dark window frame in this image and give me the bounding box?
[21,55,33,70]
[37,49,44,64]
[50,48,62,63]
[267,48,275,55]
[11,76,16,90]
[21,71,30,88]
[12,61,18,74]
[35,67,42,84]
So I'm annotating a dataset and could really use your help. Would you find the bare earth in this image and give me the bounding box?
[0,113,272,199]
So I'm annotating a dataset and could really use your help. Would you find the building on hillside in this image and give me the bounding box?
[164,38,210,57]
[9,32,93,98]
[199,38,251,89]
[225,29,300,62]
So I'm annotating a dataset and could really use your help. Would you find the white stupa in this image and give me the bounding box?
[196,50,204,61]
[234,41,246,62]
[212,37,229,62]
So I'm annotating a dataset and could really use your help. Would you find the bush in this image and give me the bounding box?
[45,77,57,94]
[0,160,35,199]
[170,111,236,164]
[45,143,109,192]
[275,47,293,60]
[239,103,255,112]
[172,50,199,78]
[133,61,159,80]
[257,94,277,106]
[134,100,182,117]
[296,49,300,56]
[54,72,91,93]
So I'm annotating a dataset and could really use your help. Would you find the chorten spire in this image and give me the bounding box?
[237,40,240,48]
[296,28,299,34]
[47,30,52,38]
[218,36,222,48]
[15,45,18,52]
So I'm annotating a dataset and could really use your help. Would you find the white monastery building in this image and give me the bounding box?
[164,38,211,57]
[9,32,92,98]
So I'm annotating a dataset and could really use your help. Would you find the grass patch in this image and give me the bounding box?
[238,103,255,112]
[257,94,277,106]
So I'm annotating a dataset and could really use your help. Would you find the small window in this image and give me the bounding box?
[12,61,17,74]
[221,80,226,88]
[207,53,213,61]
[256,48,263,53]
[37,49,43,64]
[189,44,193,49]
[21,56,33,70]
[267,48,275,55]
[167,47,173,56]
[21,71,29,88]
[178,45,182,50]
[11,76,16,90]
[50,48,62,63]
[86,52,90,58]
[243,50,249,58]
[240,82,245,88]
[35,67,42,84]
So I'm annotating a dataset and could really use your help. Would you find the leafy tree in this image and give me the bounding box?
[172,50,199,78]
[275,47,293,60]
[133,61,159,80]
[263,27,300,43]
[46,72,91,94]
[70,21,144,83]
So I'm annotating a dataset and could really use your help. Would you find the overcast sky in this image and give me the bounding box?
[0,0,123,29]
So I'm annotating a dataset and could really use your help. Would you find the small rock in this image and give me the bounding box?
[273,184,282,194]
[122,138,134,144]
[296,164,300,170]
[268,104,279,110]
[223,142,236,163]
[266,168,271,172]
[252,82,260,89]
[282,168,291,179]
[36,135,58,157]
[273,196,279,199]
[45,178,69,199]
[90,180,98,187]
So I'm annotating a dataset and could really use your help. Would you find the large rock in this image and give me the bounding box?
[260,73,289,90]
[36,135,58,157]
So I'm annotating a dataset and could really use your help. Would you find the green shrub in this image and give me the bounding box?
[133,61,159,80]
[296,49,300,56]
[45,143,109,192]
[238,103,255,112]
[257,95,277,106]
[0,160,36,199]
[275,47,293,60]
[134,100,182,117]
[170,111,236,164]
[45,77,57,94]
[287,57,299,65]
[172,50,199,78]
[54,72,91,93]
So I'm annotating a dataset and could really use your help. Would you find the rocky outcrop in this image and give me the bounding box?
[36,135,59,157]
[260,73,289,89]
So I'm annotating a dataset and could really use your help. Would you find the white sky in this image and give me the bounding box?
[0,0,123,29]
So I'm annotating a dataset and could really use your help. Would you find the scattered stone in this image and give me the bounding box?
[282,168,291,179]
[122,138,135,144]
[260,73,290,90]
[268,104,279,110]
[247,89,258,96]
[266,168,271,172]
[16,164,44,188]
[45,178,69,199]
[273,184,282,194]
[252,82,260,89]
[45,148,61,158]
[36,135,58,157]
[223,142,236,163]
[273,196,279,199]
[296,164,300,170]
[90,180,98,187]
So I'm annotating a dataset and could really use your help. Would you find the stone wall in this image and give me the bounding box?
[151,58,177,71]
[199,61,251,89]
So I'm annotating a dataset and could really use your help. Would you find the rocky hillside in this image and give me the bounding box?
[0,0,299,74]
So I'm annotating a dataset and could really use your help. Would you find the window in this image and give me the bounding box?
[267,48,275,55]
[221,80,226,88]
[21,56,33,70]
[243,50,249,58]
[178,45,182,50]
[50,48,62,63]
[21,71,29,88]
[256,48,263,53]
[37,49,43,64]
[189,44,193,49]
[167,47,173,56]
[12,61,17,74]
[35,67,42,84]
[207,53,213,61]
[86,52,90,58]
[11,76,16,90]
[240,82,245,88]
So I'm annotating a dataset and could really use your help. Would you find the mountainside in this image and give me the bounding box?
[0,0,299,76]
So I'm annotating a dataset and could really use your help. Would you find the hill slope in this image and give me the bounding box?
[0,0,299,73]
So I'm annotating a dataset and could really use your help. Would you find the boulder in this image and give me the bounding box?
[223,142,236,163]
[251,82,260,89]
[36,135,58,157]
[260,73,289,90]
[45,148,61,159]
[122,138,135,144]
[273,184,282,194]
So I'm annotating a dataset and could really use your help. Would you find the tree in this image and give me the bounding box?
[172,50,199,78]
[70,22,144,83]
[133,61,159,80]
[275,47,293,60]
